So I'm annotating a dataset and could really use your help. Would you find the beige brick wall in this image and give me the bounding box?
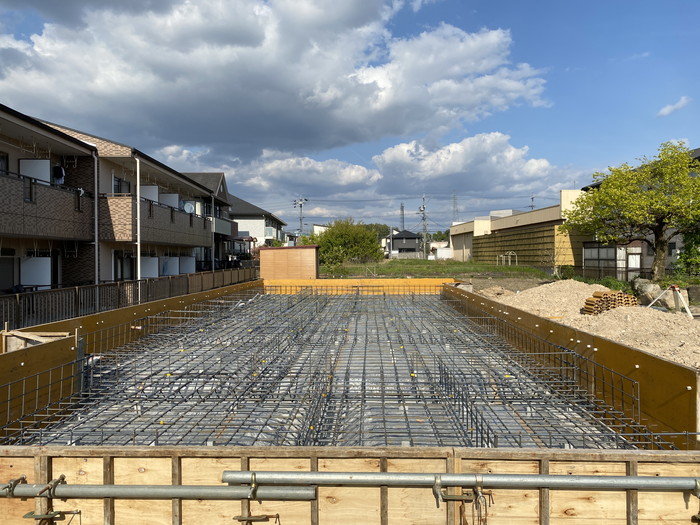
[99,196,211,247]
[0,175,93,240]
[141,201,211,246]
[100,195,134,241]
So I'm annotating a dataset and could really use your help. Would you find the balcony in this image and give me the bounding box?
[100,195,211,246]
[209,216,234,236]
[0,171,93,241]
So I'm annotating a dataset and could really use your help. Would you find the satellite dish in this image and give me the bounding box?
[184,202,195,214]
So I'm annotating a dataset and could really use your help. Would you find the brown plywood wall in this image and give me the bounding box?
[259,246,319,280]
[0,447,699,524]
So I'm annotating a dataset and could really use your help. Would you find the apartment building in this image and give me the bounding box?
[45,123,226,281]
[227,193,287,246]
[184,172,247,268]
[0,103,98,291]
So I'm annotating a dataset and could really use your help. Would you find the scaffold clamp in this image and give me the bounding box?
[247,472,259,501]
[432,475,443,508]
[2,475,27,498]
[37,475,66,501]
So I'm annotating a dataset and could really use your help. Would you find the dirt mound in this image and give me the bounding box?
[476,279,700,370]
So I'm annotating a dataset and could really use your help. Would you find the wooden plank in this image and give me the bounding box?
[113,458,172,525]
[0,457,35,525]
[318,458,381,525]
[549,461,627,524]
[181,457,241,525]
[637,462,700,524]
[247,457,311,524]
[387,458,446,525]
[52,457,104,523]
[461,458,539,524]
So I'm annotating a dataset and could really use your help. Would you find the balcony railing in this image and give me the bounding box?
[99,194,211,245]
[0,267,258,331]
[0,169,94,240]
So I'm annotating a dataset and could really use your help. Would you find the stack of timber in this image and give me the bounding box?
[583,290,638,315]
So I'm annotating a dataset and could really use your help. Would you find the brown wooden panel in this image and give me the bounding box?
[318,458,382,525]
[637,462,700,524]
[0,457,35,525]
[461,459,539,524]
[52,457,104,523]
[549,461,627,524]
[113,458,172,525]
[248,457,311,525]
[387,458,447,525]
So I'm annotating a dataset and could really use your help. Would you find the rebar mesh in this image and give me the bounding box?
[1,290,670,448]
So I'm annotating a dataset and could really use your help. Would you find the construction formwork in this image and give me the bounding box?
[0,286,669,449]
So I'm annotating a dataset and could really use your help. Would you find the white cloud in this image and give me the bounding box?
[657,96,691,117]
[373,132,552,194]
[0,1,547,160]
[231,150,381,193]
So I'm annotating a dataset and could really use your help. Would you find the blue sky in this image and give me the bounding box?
[0,1,697,233]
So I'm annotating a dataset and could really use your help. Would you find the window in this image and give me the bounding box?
[0,152,8,175]
[113,176,131,193]
[23,177,35,202]
[669,242,677,256]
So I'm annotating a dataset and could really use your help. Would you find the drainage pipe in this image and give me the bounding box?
[2,483,315,501]
[223,471,700,493]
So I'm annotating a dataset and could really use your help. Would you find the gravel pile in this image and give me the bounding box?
[478,279,700,370]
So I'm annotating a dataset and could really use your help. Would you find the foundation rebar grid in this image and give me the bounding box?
[0,286,676,448]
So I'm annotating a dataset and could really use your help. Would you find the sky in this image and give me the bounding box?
[0,1,697,234]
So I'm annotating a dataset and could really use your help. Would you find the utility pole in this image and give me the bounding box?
[400,202,405,231]
[418,194,428,259]
[293,197,308,237]
[452,192,459,224]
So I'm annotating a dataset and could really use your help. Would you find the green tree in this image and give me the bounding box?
[303,218,384,265]
[561,142,700,280]
[361,223,390,240]
[430,229,450,242]
[676,230,700,276]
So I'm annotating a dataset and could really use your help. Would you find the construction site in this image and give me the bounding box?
[1,270,700,522]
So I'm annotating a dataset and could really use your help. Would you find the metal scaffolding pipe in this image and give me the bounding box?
[2,483,315,501]
[223,471,700,493]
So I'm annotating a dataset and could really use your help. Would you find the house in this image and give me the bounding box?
[450,190,590,272]
[386,230,422,258]
[227,194,287,246]
[0,103,99,291]
[183,172,246,268]
[45,123,218,281]
[575,149,700,280]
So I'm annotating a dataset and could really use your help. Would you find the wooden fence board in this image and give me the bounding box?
[247,457,311,525]
[52,457,104,523]
[318,458,382,525]
[387,458,447,525]
[461,458,540,524]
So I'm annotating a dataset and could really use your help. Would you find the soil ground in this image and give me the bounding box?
[469,277,700,371]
